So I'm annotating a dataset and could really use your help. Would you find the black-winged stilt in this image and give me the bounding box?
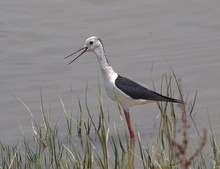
[65,36,183,139]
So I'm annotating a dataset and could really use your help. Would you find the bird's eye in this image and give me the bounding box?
[89,41,93,45]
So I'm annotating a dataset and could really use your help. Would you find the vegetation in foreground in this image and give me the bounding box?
[0,71,219,169]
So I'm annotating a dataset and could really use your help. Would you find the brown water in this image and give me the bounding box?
[0,0,220,165]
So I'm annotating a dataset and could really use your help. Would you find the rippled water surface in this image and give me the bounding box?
[0,0,220,164]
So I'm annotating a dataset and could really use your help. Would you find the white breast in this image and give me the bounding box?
[101,68,150,110]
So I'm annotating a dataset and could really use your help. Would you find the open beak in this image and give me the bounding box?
[64,47,88,65]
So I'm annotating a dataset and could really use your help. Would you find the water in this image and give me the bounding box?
[0,0,220,165]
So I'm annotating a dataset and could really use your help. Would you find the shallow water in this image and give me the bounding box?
[0,0,220,166]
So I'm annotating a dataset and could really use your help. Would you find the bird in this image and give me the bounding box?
[65,36,183,139]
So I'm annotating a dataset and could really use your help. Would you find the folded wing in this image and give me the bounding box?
[115,75,182,103]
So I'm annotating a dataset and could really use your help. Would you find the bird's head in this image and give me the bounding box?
[65,36,103,65]
[85,36,102,51]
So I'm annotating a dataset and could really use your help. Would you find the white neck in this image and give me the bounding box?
[92,45,109,69]
[92,45,117,80]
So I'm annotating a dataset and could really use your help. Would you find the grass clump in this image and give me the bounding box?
[0,70,219,169]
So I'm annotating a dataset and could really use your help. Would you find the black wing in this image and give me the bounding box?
[115,75,182,103]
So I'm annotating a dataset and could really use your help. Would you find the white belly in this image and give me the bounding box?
[101,67,153,110]
[104,79,152,110]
